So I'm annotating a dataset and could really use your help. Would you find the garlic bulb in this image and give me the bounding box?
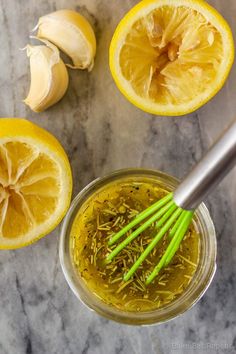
[35,9,96,71]
[24,40,69,112]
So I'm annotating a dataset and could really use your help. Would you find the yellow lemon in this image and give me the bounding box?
[109,0,234,116]
[0,118,72,249]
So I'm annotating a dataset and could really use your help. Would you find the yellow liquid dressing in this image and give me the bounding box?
[70,176,200,312]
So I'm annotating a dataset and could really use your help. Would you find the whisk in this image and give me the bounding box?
[106,120,236,285]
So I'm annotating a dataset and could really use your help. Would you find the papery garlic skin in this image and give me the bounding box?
[24,41,69,112]
[36,9,96,71]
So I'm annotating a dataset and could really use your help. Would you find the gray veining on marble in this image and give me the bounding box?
[0,0,236,353]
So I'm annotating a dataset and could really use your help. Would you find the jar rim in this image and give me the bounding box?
[59,168,217,325]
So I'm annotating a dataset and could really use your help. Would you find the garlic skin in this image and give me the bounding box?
[36,9,96,71]
[24,40,69,112]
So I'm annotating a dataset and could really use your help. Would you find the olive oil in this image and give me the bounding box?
[70,176,200,312]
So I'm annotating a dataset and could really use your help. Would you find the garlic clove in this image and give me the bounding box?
[36,9,96,71]
[24,40,69,112]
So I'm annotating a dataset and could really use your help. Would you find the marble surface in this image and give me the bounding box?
[0,0,236,353]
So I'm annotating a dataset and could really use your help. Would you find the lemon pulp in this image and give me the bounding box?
[121,6,223,104]
[0,118,72,249]
[0,141,60,238]
[110,0,234,115]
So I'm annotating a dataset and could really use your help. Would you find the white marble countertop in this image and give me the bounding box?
[0,0,236,353]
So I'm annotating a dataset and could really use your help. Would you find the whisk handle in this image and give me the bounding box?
[173,120,236,210]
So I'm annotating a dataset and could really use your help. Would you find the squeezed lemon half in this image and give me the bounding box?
[109,0,234,116]
[0,118,72,249]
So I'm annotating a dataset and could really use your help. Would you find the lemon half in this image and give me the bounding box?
[0,118,72,249]
[109,0,234,116]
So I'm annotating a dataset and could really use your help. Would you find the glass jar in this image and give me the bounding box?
[59,168,217,325]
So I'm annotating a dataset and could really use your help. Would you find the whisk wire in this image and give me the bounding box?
[146,210,193,284]
[123,207,183,282]
[108,193,173,246]
[106,200,176,263]
[155,204,177,228]
[165,212,193,266]
[169,211,186,238]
